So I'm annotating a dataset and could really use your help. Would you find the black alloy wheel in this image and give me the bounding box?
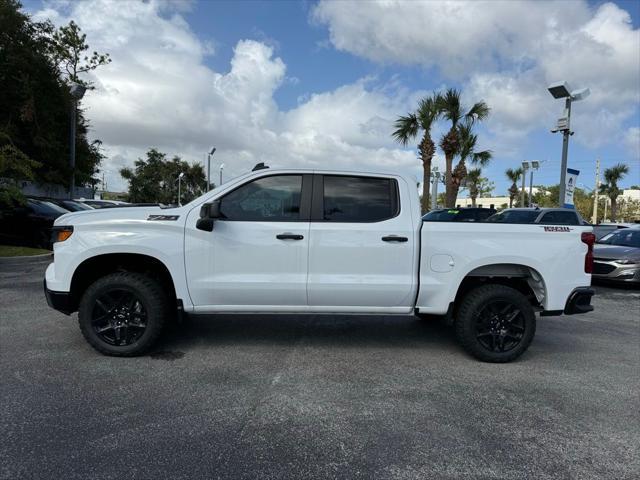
[78,272,169,356]
[474,300,526,353]
[455,284,536,363]
[91,288,148,346]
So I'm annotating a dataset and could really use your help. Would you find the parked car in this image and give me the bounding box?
[0,198,69,248]
[76,199,129,209]
[30,197,94,212]
[486,207,586,225]
[592,226,640,284]
[422,207,496,223]
[592,223,631,241]
[45,167,594,362]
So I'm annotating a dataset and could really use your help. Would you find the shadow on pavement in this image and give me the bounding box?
[158,314,457,351]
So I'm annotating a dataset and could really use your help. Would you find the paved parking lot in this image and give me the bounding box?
[1,259,639,479]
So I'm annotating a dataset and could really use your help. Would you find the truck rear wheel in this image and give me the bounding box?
[78,272,168,356]
[455,284,536,363]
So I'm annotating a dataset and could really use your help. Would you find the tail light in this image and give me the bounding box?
[581,232,595,274]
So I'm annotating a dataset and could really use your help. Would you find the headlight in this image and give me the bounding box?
[51,226,74,244]
[617,259,639,265]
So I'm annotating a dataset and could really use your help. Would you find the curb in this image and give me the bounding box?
[0,252,53,266]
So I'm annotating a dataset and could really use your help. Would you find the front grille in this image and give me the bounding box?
[593,262,616,274]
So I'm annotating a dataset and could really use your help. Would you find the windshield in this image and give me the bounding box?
[597,229,640,248]
[60,200,93,211]
[486,210,540,224]
[28,199,69,215]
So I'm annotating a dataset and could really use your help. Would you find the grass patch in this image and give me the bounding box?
[0,245,51,257]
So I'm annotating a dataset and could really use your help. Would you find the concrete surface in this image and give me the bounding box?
[1,262,638,479]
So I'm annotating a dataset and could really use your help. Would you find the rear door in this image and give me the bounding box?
[306,174,417,312]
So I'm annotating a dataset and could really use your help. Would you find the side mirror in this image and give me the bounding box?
[196,200,221,232]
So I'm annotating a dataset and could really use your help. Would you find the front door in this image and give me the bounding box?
[185,174,311,311]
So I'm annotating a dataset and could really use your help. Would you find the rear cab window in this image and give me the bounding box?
[316,175,399,222]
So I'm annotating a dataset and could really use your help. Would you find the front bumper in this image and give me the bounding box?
[564,287,595,315]
[44,279,74,315]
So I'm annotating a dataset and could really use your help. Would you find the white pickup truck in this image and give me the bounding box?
[44,167,595,362]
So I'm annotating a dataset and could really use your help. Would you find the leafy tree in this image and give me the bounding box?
[50,20,111,86]
[437,88,490,207]
[120,148,207,204]
[505,168,523,208]
[0,140,41,207]
[0,0,104,188]
[449,121,492,203]
[393,94,442,213]
[464,168,494,207]
[599,163,629,222]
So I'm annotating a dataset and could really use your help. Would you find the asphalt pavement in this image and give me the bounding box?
[1,260,639,479]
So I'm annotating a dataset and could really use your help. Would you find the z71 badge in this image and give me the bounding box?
[147,215,180,221]
[542,226,572,232]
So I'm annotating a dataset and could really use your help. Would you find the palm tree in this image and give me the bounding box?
[599,163,629,222]
[505,167,523,208]
[393,94,441,213]
[449,121,492,204]
[466,168,483,207]
[437,88,490,207]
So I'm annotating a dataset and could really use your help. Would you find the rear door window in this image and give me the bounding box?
[320,175,398,222]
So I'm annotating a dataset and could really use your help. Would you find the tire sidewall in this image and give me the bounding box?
[457,285,536,363]
[78,273,167,356]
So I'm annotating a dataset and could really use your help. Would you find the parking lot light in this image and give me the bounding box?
[548,81,590,206]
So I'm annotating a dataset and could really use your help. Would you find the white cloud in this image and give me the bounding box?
[34,0,426,192]
[313,0,640,151]
[624,127,640,159]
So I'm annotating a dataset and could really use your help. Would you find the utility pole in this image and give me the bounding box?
[521,162,529,207]
[431,166,440,210]
[558,98,572,207]
[207,147,216,191]
[592,158,600,224]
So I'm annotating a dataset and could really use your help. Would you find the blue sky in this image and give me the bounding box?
[26,0,640,194]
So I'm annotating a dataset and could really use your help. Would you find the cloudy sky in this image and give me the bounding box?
[25,0,640,195]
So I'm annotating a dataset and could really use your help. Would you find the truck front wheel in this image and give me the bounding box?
[455,284,536,363]
[78,272,169,356]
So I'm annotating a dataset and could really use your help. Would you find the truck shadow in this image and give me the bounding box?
[158,314,457,350]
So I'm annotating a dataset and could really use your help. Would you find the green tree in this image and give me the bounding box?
[0,0,103,188]
[505,168,523,208]
[450,121,492,204]
[437,88,490,207]
[599,163,629,222]
[50,19,111,85]
[0,139,41,207]
[393,94,442,213]
[464,168,494,207]
[120,148,207,204]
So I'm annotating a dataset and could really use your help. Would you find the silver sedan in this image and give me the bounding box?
[592,228,640,284]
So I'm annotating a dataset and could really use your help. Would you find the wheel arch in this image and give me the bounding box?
[68,253,177,314]
[454,263,547,312]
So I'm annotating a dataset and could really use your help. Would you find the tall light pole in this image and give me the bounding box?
[219,163,225,185]
[528,160,542,206]
[521,161,529,207]
[177,172,184,206]
[548,81,590,207]
[430,166,441,210]
[592,158,600,224]
[206,147,216,191]
[69,82,87,199]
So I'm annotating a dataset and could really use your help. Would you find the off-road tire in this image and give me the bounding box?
[455,284,536,363]
[78,272,169,356]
